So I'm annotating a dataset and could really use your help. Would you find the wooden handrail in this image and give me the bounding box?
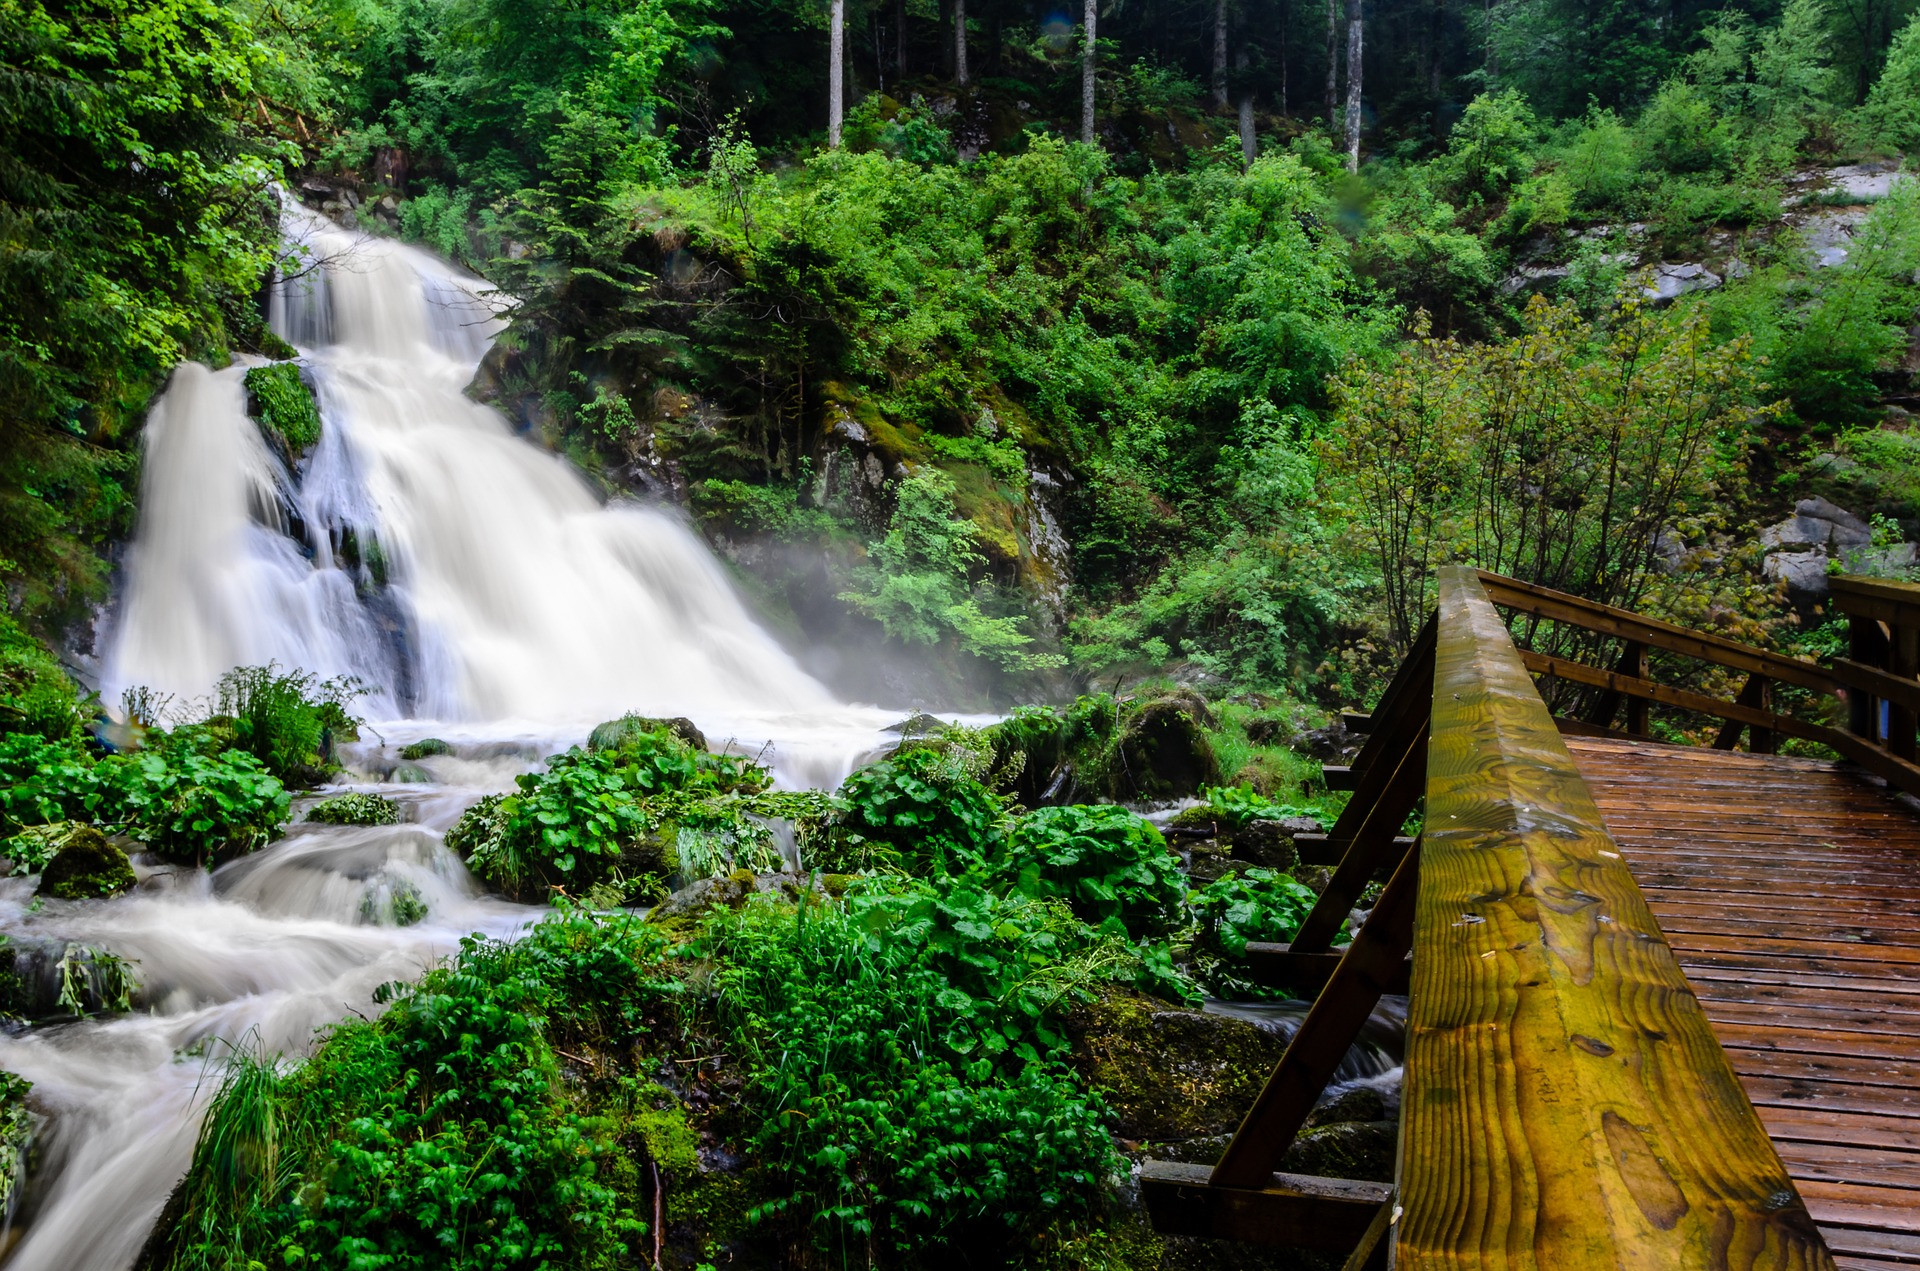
[1399,567,1832,1269]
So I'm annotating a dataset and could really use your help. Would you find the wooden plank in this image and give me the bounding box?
[1726,1046,1920,1088]
[1819,1225,1920,1265]
[1138,1160,1390,1249]
[1293,832,1416,867]
[1772,1140,1920,1191]
[1708,1020,1920,1063]
[1211,848,1420,1188]
[1829,575,1920,626]
[1798,1182,1920,1236]
[1289,733,1425,955]
[1758,1106,1920,1152]
[1478,571,1849,696]
[1397,567,1833,1271]
[1323,765,1356,791]
[1700,994,1920,1031]
[1743,1075,1920,1120]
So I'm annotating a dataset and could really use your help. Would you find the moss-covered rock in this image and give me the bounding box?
[37,825,136,899]
[1064,989,1288,1141]
[1113,692,1222,802]
[243,361,321,458]
[398,737,453,761]
[590,713,707,754]
[389,762,432,783]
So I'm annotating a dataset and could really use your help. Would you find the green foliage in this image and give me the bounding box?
[1198,783,1326,831]
[701,886,1120,1258]
[825,747,1005,874]
[210,665,363,785]
[993,805,1185,939]
[154,911,677,1271]
[1853,11,1920,150]
[1190,868,1322,958]
[689,479,840,541]
[0,734,99,836]
[103,749,290,865]
[36,823,136,898]
[841,471,1062,674]
[304,792,401,826]
[242,363,321,454]
[397,737,452,761]
[0,618,87,742]
[1436,91,1539,205]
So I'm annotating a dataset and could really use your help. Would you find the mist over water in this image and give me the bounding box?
[1,207,900,1269]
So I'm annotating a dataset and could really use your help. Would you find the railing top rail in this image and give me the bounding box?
[1397,566,1831,1270]
[1828,573,1920,623]
[1475,569,1847,697]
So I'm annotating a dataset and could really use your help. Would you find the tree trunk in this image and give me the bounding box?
[1344,0,1362,170]
[1082,0,1098,143]
[1325,0,1339,130]
[897,0,907,77]
[1213,0,1230,107]
[1238,47,1256,165]
[830,0,845,147]
[955,0,969,86]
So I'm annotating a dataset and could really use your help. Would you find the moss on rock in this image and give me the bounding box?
[589,713,707,753]
[398,737,453,761]
[1064,989,1288,1141]
[306,792,402,826]
[243,362,321,456]
[37,825,136,899]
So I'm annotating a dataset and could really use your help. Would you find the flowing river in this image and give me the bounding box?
[0,207,897,1269]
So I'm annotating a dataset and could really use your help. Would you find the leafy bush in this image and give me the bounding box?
[0,735,102,834]
[1198,783,1327,831]
[102,750,290,866]
[994,805,1185,938]
[210,665,363,785]
[701,888,1119,1258]
[1190,868,1323,957]
[304,793,401,826]
[825,747,1005,874]
[0,618,87,742]
[151,911,678,1271]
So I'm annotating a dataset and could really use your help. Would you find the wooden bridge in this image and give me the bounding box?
[1142,567,1920,1270]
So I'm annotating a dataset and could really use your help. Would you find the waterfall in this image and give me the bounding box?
[104,205,889,778]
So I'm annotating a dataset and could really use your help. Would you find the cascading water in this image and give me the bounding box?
[0,207,904,1270]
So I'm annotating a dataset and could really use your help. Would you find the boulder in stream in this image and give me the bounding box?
[588,713,708,753]
[36,825,136,900]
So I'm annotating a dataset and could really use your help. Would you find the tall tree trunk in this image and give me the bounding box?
[1237,46,1256,165]
[1325,0,1339,130]
[1081,0,1098,143]
[1344,0,1362,170]
[1213,0,1230,107]
[1280,0,1289,113]
[874,13,884,93]
[830,0,845,146]
[897,0,907,77]
[955,0,969,85]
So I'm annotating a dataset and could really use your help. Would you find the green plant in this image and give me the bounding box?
[1190,868,1322,957]
[209,665,364,785]
[103,749,290,866]
[304,793,401,826]
[701,887,1119,1258]
[243,362,321,454]
[826,747,1005,874]
[993,804,1185,938]
[0,618,88,742]
[0,735,103,835]
[1198,783,1327,830]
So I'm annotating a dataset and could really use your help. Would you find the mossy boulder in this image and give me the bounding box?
[37,826,136,900]
[1064,989,1288,1141]
[1113,692,1222,802]
[398,737,453,761]
[243,361,321,459]
[389,762,433,783]
[1224,820,1304,874]
[589,713,707,754]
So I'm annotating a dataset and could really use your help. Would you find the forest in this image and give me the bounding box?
[0,0,1918,1263]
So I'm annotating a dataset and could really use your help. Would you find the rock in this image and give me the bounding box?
[1243,714,1292,747]
[1281,1120,1398,1183]
[1305,1085,1390,1128]
[1644,262,1721,304]
[884,711,946,737]
[1224,820,1301,873]
[399,737,452,761]
[390,762,433,784]
[588,713,707,753]
[1113,693,1222,803]
[1065,990,1289,1141]
[1764,550,1832,602]
[37,826,136,900]
[1294,719,1357,762]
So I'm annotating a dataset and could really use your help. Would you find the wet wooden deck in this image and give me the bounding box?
[1568,735,1920,1271]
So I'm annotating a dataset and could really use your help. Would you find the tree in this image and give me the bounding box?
[830,0,845,146]
[1326,0,1338,128]
[1213,0,1230,107]
[1344,0,1362,168]
[955,0,968,84]
[1082,0,1098,142]
[1238,45,1257,164]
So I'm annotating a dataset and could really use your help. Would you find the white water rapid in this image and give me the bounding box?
[0,207,902,1269]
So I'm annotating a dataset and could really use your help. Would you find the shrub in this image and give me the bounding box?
[304,793,401,826]
[994,805,1185,938]
[702,888,1119,1258]
[1436,90,1538,205]
[1191,868,1323,957]
[151,912,677,1271]
[0,618,87,742]
[1198,783,1327,831]
[0,735,102,834]
[102,750,290,866]
[209,664,363,785]
[826,747,1005,874]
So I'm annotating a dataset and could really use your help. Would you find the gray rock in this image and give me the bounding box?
[1761,515,1830,551]
[1644,262,1722,303]
[1763,549,1831,600]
